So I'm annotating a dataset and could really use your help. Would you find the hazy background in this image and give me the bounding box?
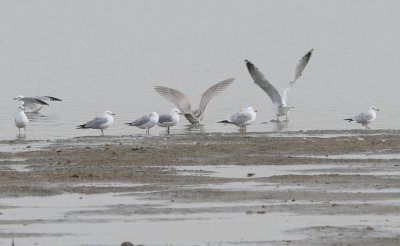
[1,0,399,140]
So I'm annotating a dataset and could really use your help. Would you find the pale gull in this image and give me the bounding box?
[344,106,380,129]
[15,106,29,134]
[218,106,257,132]
[154,78,234,124]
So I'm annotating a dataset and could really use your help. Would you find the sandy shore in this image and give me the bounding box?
[1,130,400,245]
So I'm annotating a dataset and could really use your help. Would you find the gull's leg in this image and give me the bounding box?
[167,127,170,135]
[18,128,21,134]
[101,129,104,136]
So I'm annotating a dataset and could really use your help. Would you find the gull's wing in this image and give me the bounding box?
[80,116,108,129]
[198,78,234,114]
[158,114,173,124]
[294,49,313,82]
[21,97,49,106]
[245,60,283,107]
[154,86,192,113]
[229,110,252,125]
[33,96,62,102]
[129,115,150,127]
[282,49,313,105]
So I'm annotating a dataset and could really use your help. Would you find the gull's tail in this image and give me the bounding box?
[76,124,86,129]
[344,118,354,122]
[218,120,231,124]
[126,122,134,126]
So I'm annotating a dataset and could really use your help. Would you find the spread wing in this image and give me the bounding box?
[154,86,192,114]
[245,60,283,107]
[33,96,62,102]
[21,97,49,106]
[282,49,313,105]
[198,78,234,114]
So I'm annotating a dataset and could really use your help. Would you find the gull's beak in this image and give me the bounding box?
[13,98,17,100]
[254,109,258,112]
[112,113,116,116]
[376,108,380,111]
[178,112,183,115]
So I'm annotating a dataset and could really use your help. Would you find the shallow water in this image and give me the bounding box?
[1,0,400,140]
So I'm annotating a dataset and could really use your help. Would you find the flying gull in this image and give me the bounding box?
[245,49,313,121]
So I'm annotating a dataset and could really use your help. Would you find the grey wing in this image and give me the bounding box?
[294,49,313,82]
[33,96,62,102]
[229,111,252,124]
[84,116,108,128]
[158,114,173,124]
[154,86,192,113]
[282,49,313,105]
[354,112,373,123]
[130,115,150,127]
[21,97,49,106]
[198,78,234,113]
[245,60,283,107]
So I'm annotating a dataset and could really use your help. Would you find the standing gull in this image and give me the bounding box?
[13,95,62,113]
[77,110,115,135]
[126,112,159,134]
[344,106,380,129]
[245,49,313,121]
[15,106,29,134]
[158,108,181,134]
[218,106,257,132]
[154,78,234,124]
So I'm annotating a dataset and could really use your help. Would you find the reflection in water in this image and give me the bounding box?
[261,121,289,132]
[184,124,206,134]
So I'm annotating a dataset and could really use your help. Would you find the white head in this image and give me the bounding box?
[245,106,257,113]
[149,112,159,118]
[13,95,24,101]
[170,108,182,115]
[103,110,115,116]
[369,106,380,112]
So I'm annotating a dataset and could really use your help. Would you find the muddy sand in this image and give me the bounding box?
[1,130,400,245]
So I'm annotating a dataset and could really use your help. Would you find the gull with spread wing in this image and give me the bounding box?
[13,95,62,113]
[245,49,313,121]
[154,78,234,124]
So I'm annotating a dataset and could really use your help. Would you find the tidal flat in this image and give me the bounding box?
[0,130,400,245]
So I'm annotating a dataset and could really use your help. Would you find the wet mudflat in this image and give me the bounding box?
[1,130,400,245]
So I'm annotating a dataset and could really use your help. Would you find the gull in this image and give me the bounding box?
[126,112,159,134]
[218,106,257,132]
[76,110,115,135]
[344,106,380,129]
[15,106,29,134]
[154,78,234,124]
[157,108,181,134]
[245,49,313,121]
[13,95,62,113]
